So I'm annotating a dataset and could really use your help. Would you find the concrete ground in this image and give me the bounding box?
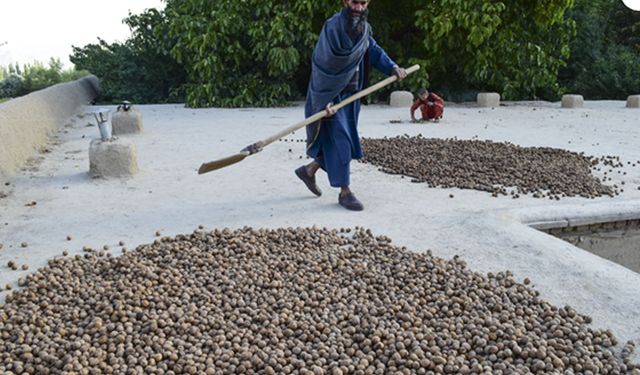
[1,100,639,359]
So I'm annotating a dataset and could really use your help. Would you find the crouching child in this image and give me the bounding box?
[410,88,444,122]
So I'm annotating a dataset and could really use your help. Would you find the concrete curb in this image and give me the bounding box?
[511,199,640,229]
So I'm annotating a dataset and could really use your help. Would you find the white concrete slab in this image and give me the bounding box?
[1,100,639,359]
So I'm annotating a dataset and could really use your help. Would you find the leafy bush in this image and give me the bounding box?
[0,74,24,98]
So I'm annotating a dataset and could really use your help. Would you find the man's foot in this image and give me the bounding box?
[338,192,364,211]
[295,166,322,196]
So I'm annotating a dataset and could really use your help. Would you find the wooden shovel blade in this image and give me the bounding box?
[198,152,249,174]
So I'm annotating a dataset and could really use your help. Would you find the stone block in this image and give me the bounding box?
[627,95,640,108]
[112,107,143,135]
[477,92,500,107]
[89,138,139,178]
[561,94,584,108]
[389,91,414,108]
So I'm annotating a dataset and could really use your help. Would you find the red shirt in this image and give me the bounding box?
[411,93,444,120]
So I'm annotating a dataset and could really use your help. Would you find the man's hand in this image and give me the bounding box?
[325,103,336,118]
[393,66,408,81]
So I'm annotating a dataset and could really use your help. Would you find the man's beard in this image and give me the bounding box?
[347,8,369,40]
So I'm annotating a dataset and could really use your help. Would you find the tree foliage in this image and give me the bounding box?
[0,59,89,99]
[70,0,638,106]
[0,74,23,98]
[411,0,575,100]
[164,0,575,107]
[560,0,640,99]
[70,9,186,104]
[163,0,338,107]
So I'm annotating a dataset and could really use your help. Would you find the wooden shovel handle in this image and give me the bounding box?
[198,64,420,174]
[257,64,421,150]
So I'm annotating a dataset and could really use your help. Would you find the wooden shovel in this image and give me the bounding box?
[198,64,420,174]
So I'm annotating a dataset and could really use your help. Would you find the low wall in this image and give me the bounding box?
[543,219,640,273]
[0,76,100,179]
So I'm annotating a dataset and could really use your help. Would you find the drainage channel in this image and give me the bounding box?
[542,219,640,273]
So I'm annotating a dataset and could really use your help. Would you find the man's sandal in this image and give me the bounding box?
[295,166,322,196]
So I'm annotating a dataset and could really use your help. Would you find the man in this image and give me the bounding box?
[410,88,444,122]
[295,0,407,211]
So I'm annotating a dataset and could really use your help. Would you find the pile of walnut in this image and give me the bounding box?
[0,227,637,374]
[361,136,622,199]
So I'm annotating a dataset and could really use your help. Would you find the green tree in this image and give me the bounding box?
[0,59,89,99]
[412,0,575,100]
[560,0,640,99]
[164,0,337,107]
[20,59,63,93]
[609,2,640,50]
[165,0,575,107]
[0,74,23,98]
[71,8,186,103]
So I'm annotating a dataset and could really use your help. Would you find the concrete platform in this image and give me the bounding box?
[477,92,500,107]
[389,90,414,107]
[112,106,144,135]
[1,100,639,359]
[89,137,139,177]
[562,94,585,108]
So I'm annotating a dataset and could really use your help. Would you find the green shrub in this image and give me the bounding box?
[0,74,24,98]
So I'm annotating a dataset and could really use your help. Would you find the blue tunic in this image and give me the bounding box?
[305,8,397,188]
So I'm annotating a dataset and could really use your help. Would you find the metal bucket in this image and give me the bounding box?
[94,108,112,141]
[98,121,112,141]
